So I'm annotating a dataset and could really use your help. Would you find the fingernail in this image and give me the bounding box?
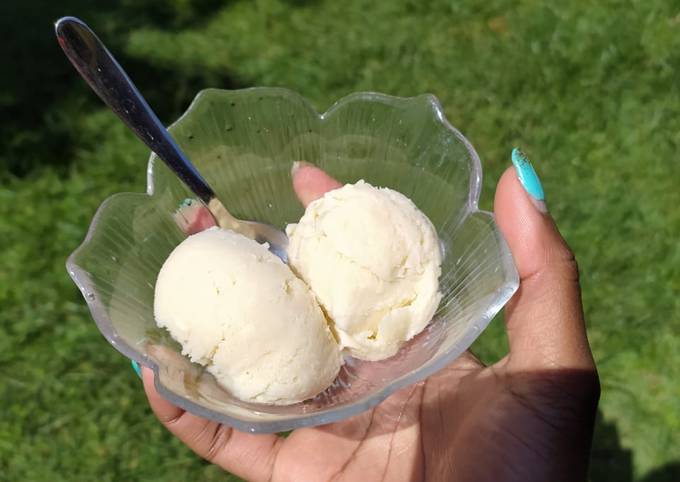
[291,160,313,176]
[131,360,142,379]
[179,198,194,208]
[511,148,547,212]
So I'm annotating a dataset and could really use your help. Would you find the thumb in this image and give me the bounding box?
[494,149,594,371]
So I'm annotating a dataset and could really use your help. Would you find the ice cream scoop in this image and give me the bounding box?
[154,227,342,405]
[286,180,442,361]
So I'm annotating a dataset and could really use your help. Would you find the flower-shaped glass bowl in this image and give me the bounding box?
[67,88,518,433]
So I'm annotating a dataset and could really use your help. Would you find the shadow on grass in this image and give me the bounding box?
[589,410,680,482]
[589,410,633,481]
[0,0,245,178]
[640,464,680,482]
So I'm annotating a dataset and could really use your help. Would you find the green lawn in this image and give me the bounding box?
[2,1,679,481]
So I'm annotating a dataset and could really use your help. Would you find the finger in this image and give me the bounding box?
[291,161,342,207]
[141,367,283,482]
[173,199,217,235]
[494,150,594,370]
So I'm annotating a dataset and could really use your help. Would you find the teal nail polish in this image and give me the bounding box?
[511,148,545,201]
[179,198,194,208]
[131,360,142,378]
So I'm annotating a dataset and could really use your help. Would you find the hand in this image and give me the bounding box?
[140,159,600,482]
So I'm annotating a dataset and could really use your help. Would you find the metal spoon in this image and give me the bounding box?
[55,16,288,259]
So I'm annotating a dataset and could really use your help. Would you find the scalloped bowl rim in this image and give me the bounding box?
[66,87,518,433]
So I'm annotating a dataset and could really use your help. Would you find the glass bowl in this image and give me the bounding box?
[67,88,518,433]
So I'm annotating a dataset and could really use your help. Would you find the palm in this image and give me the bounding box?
[272,353,481,482]
[271,352,597,482]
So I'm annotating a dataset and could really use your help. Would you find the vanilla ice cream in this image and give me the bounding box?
[154,227,342,405]
[286,180,442,361]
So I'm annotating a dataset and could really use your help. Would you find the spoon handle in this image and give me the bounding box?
[55,16,214,203]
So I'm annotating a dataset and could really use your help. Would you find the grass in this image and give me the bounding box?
[2,0,680,480]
